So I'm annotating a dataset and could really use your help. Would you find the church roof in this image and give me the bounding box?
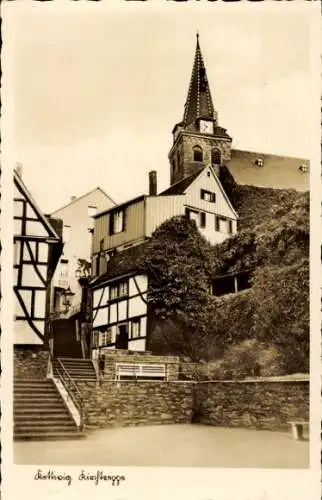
[183,34,215,126]
[228,149,309,192]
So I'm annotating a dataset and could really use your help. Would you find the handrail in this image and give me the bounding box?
[55,358,85,431]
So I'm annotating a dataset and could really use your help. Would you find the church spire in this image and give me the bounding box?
[183,33,216,126]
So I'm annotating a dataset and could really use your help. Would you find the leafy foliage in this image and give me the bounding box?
[200,340,285,380]
[251,259,309,373]
[139,188,309,372]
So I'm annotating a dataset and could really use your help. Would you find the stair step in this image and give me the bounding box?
[13,382,53,391]
[15,414,72,422]
[14,396,64,402]
[14,408,70,415]
[57,369,94,373]
[15,424,77,432]
[14,388,58,394]
[14,431,86,441]
[14,378,49,383]
[14,402,66,409]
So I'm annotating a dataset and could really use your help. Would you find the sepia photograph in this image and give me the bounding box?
[1,1,320,499]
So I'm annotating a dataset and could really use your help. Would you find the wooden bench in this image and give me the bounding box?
[289,421,309,440]
[115,363,167,381]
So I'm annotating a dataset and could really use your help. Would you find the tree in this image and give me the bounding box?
[139,216,215,361]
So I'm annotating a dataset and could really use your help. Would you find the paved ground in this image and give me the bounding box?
[14,424,309,468]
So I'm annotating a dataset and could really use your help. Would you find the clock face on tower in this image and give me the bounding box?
[199,120,214,134]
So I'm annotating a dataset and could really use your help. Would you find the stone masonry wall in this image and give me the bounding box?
[195,379,309,430]
[14,346,49,379]
[78,380,194,428]
[101,350,180,381]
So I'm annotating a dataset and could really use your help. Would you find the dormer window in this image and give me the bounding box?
[211,148,221,165]
[299,164,308,173]
[193,146,203,162]
[255,158,264,167]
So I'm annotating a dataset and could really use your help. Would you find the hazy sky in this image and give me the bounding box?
[6,2,315,213]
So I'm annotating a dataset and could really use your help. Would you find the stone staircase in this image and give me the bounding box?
[14,379,86,441]
[54,357,97,383]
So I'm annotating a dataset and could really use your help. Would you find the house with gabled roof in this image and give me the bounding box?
[13,169,63,347]
[89,33,309,357]
[48,187,115,358]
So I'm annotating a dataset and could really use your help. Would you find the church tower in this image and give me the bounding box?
[169,34,232,185]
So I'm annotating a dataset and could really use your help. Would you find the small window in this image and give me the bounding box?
[215,215,229,233]
[255,158,264,167]
[110,284,118,300]
[213,276,236,296]
[99,328,112,347]
[237,271,252,292]
[201,189,216,203]
[193,146,203,162]
[186,208,206,228]
[119,280,129,297]
[211,148,221,165]
[228,220,233,234]
[299,164,308,173]
[109,209,125,235]
[131,318,141,339]
[109,280,129,301]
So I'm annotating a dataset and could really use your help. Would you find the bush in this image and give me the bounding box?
[203,339,285,380]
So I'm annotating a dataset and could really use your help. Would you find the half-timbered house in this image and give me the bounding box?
[14,170,63,347]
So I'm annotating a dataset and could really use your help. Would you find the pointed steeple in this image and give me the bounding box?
[183,33,216,127]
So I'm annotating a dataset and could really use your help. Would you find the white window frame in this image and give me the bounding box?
[131,318,141,339]
[99,328,112,347]
[113,210,124,234]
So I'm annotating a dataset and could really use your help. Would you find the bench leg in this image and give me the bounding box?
[292,424,303,440]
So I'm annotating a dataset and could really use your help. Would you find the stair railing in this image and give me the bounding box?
[55,358,85,431]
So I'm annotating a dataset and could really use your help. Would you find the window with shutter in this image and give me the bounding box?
[228,220,233,234]
[201,189,216,203]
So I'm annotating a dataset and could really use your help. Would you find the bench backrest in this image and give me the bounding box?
[115,362,166,380]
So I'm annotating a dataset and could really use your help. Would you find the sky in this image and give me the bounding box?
[5,2,316,213]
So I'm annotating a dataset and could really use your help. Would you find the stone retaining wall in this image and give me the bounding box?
[78,380,194,428]
[194,379,309,430]
[14,347,49,379]
[101,350,180,381]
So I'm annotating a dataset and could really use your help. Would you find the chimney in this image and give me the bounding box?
[149,170,157,196]
[15,162,23,178]
[70,196,77,202]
